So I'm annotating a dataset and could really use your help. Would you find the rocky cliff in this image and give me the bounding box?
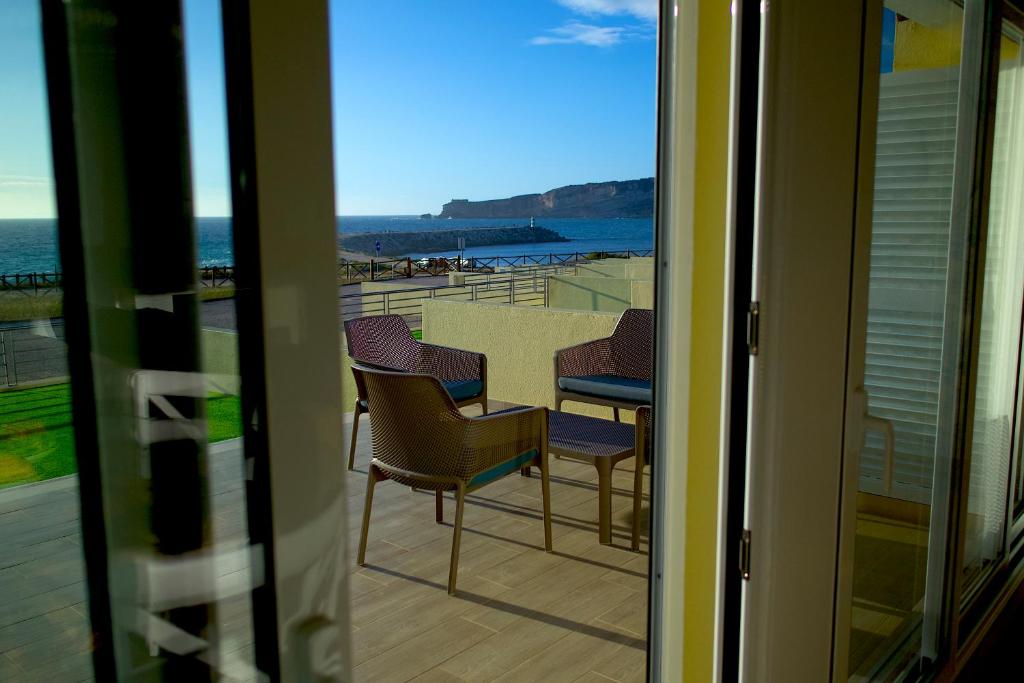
[437,178,654,219]
[339,226,568,258]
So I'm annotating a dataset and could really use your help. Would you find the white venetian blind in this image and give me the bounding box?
[861,67,960,502]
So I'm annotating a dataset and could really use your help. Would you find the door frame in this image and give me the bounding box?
[738,0,872,679]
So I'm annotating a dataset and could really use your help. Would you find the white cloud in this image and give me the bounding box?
[555,0,659,22]
[531,0,657,48]
[531,22,627,47]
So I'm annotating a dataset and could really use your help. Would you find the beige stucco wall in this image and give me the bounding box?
[200,328,241,394]
[624,261,654,281]
[547,272,653,314]
[574,261,628,278]
[572,257,654,280]
[200,328,356,407]
[422,300,629,421]
[547,275,633,313]
[631,280,654,309]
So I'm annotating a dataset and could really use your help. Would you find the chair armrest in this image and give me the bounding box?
[554,337,615,378]
[462,406,547,473]
[417,342,486,382]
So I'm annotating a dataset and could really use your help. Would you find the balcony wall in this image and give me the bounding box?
[201,328,358,406]
[422,300,633,421]
[547,275,653,314]
[575,258,654,280]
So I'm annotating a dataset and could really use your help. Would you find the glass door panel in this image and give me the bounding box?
[0,2,95,680]
[961,23,1024,600]
[843,1,965,679]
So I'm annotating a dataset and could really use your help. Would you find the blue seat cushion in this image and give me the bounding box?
[443,379,484,402]
[557,375,652,404]
[469,449,538,488]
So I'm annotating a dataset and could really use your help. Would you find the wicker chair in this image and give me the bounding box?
[632,405,652,552]
[344,314,487,470]
[554,308,653,421]
[353,365,552,595]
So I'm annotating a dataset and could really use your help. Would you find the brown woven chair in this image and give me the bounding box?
[554,308,653,421]
[632,405,652,552]
[344,314,487,470]
[353,365,552,595]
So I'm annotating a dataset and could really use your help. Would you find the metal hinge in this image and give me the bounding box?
[739,529,752,580]
[746,301,760,355]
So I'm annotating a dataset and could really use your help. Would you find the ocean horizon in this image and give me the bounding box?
[0,216,654,274]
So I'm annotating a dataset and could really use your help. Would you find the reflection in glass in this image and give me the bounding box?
[847,1,964,678]
[0,1,94,680]
[962,25,1024,598]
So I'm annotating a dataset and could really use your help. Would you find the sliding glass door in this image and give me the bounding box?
[960,20,1024,607]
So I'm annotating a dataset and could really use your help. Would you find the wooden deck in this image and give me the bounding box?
[0,406,649,681]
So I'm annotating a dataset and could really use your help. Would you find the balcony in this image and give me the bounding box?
[0,405,649,681]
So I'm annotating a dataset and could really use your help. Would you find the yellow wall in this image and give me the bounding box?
[893,16,1020,71]
[421,300,631,422]
[686,1,731,679]
[894,18,962,71]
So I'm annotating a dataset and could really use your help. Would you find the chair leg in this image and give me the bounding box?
[435,490,444,523]
[357,464,380,566]
[613,407,620,422]
[597,458,614,545]
[347,403,363,470]
[539,451,553,552]
[632,455,645,552]
[448,484,467,595]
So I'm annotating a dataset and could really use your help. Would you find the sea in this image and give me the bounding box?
[0,216,654,273]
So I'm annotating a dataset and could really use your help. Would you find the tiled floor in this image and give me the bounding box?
[847,513,930,679]
[0,405,650,682]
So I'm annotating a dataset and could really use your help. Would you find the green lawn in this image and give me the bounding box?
[0,383,243,489]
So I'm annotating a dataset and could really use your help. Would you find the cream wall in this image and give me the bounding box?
[421,300,630,422]
[547,275,633,313]
[631,280,655,310]
[200,327,357,409]
[547,275,654,314]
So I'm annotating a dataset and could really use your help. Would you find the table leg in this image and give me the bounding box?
[596,459,613,544]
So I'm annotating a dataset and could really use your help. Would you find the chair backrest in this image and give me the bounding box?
[353,365,470,480]
[611,308,653,380]
[344,314,420,372]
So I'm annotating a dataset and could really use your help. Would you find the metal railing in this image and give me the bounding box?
[1,249,653,293]
[0,261,601,386]
[339,263,577,328]
[0,322,68,387]
[0,272,63,295]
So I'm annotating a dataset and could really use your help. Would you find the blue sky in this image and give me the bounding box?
[1,0,657,218]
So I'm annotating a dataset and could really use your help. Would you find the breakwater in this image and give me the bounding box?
[339,226,568,257]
